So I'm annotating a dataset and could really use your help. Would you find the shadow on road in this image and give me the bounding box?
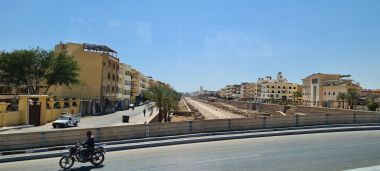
[58,164,105,171]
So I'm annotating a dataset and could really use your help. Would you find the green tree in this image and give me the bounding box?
[146,84,179,122]
[292,91,302,104]
[366,94,380,111]
[337,92,346,109]
[0,48,80,95]
[346,89,360,109]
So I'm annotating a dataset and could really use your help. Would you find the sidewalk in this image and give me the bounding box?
[0,104,157,134]
[0,125,33,133]
[113,106,159,126]
[2,123,380,163]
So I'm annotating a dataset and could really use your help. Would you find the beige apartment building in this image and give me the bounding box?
[116,63,132,109]
[240,82,256,100]
[218,84,241,99]
[52,42,120,114]
[259,72,301,101]
[130,69,151,104]
[302,73,362,107]
[218,87,227,98]
[131,69,140,101]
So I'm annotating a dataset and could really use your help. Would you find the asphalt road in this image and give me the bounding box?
[2,130,380,171]
[0,104,157,134]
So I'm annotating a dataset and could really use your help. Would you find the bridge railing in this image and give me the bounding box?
[1,111,380,151]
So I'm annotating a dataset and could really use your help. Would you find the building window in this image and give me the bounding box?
[272,90,274,93]
[278,91,280,93]
[328,92,331,95]
[333,92,335,95]
[108,73,111,79]
[324,92,326,95]
[278,86,281,89]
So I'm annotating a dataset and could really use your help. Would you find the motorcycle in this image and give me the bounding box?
[59,143,106,170]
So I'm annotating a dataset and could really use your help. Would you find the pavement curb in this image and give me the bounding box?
[2,124,380,163]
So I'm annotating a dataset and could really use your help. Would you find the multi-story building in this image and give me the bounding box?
[302,73,362,107]
[130,69,140,103]
[117,63,132,110]
[53,42,120,114]
[259,72,301,101]
[139,73,150,94]
[254,78,267,101]
[217,87,227,98]
[361,89,380,98]
[240,82,256,100]
[223,84,241,99]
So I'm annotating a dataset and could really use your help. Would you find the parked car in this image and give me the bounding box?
[138,102,144,106]
[52,114,80,128]
[128,103,135,108]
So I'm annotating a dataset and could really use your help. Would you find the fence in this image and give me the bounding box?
[1,111,380,151]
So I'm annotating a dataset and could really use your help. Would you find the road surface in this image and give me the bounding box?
[0,104,158,134]
[185,97,243,119]
[2,130,380,170]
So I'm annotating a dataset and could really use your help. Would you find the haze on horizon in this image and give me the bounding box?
[1,0,379,92]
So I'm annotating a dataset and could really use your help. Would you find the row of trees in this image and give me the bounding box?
[0,48,80,97]
[336,89,379,111]
[336,90,360,109]
[145,84,180,122]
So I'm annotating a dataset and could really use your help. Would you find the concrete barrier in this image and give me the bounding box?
[1,112,380,151]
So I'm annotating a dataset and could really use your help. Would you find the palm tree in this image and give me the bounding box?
[162,89,180,122]
[146,84,179,122]
[346,89,360,109]
[292,91,302,105]
[337,92,346,109]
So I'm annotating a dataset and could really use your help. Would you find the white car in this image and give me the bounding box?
[52,115,80,128]
[129,103,134,108]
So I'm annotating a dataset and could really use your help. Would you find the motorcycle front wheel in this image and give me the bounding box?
[59,156,74,169]
[90,152,104,167]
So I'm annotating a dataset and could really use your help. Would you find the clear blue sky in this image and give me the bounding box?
[1,0,379,92]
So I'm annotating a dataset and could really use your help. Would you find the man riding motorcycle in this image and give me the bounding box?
[80,131,95,161]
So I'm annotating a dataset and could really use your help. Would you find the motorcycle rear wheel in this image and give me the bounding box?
[59,156,74,169]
